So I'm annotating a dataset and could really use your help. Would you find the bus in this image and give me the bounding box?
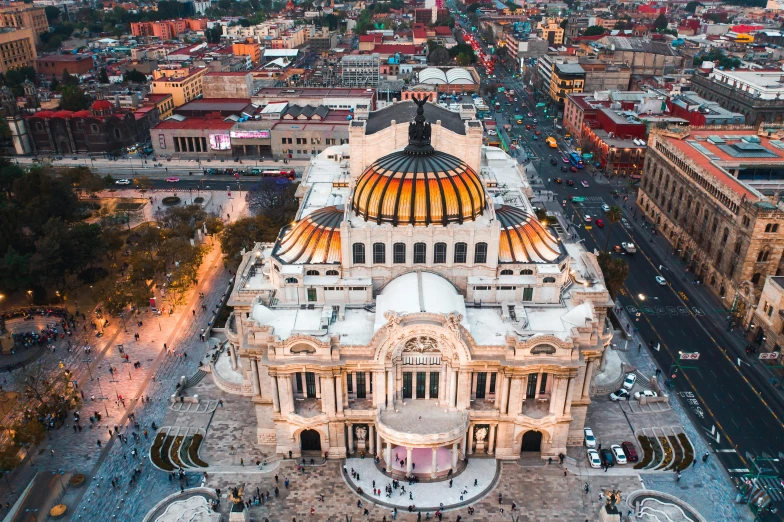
[546,136,557,148]
[250,168,296,179]
[569,152,584,168]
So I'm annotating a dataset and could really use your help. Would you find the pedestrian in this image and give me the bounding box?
[449,479,453,488]
[676,471,681,482]
[50,449,54,457]
[702,451,709,463]
[97,439,102,448]
[692,459,697,468]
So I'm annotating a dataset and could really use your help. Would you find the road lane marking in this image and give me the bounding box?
[716,449,737,453]
[728,468,750,473]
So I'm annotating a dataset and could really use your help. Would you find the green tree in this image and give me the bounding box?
[560,19,568,29]
[220,214,280,261]
[98,67,110,84]
[44,6,60,23]
[584,25,606,36]
[685,1,701,12]
[123,69,147,83]
[597,252,629,298]
[653,13,669,31]
[61,69,78,85]
[58,85,90,111]
[603,205,622,252]
[427,46,450,65]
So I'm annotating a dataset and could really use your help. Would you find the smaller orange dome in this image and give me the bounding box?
[91,100,112,112]
[275,206,343,264]
[496,206,561,263]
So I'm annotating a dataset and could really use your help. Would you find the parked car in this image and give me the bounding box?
[622,373,637,390]
[621,441,639,462]
[609,389,630,401]
[115,179,131,185]
[634,390,658,400]
[600,448,615,467]
[611,444,627,465]
[165,177,180,183]
[655,276,668,286]
[613,245,623,253]
[584,427,596,448]
[587,449,602,468]
[595,219,604,228]
[584,215,592,222]
[563,157,570,163]
[602,204,610,212]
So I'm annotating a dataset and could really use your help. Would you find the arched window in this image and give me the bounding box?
[285,277,298,284]
[393,243,406,264]
[474,242,488,264]
[543,277,556,283]
[373,242,386,264]
[500,269,513,275]
[765,224,772,232]
[413,242,427,264]
[752,273,761,284]
[721,228,729,245]
[773,224,780,233]
[352,243,365,264]
[454,242,467,263]
[326,270,339,276]
[757,250,769,262]
[520,269,533,275]
[434,242,447,264]
[306,270,320,276]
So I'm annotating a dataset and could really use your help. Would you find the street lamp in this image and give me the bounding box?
[83,357,94,381]
[638,294,646,301]
[26,290,32,305]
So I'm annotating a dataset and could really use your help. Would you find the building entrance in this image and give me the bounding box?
[521,430,542,452]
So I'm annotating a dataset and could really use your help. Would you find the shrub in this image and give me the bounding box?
[171,436,184,468]
[194,197,204,204]
[677,433,694,470]
[69,474,85,487]
[162,196,181,206]
[188,433,208,467]
[634,435,654,469]
[667,435,683,470]
[150,433,174,471]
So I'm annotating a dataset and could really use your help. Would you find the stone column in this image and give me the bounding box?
[229,344,238,370]
[376,429,382,459]
[385,442,393,472]
[449,369,458,408]
[499,374,509,414]
[563,376,575,416]
[488,424,496,455]
[315,374,322,399]
[374,370,386,409]
[431,447,438,479]
[351,372,357,398]
[550,377,566,415]
[425,371,431,400]
[369,424,375,454]
[271,375,281,413]
[387,369,395,408]
[451,441,459,471]
[534,369,543,399]
[468,424,475,455]
[335,374,344,413]
[322,375,335,415]
[460,431,467,460]
[406,447,413,476]
[439,365,447,403]
[250,359,261,396]
[278,374,292,415]
[581,359,594,399]
[347,423,354,455]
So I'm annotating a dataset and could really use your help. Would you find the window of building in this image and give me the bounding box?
[285,277,298,284]
[373,242,385,264]
[500,269,513,275]
[434,242,446,263]
[393,243,406,264]
[752,273,761,284]
[306,270,319,276]
[523,287,533,301]
[474,242,487,264]
[352,243,365,264]
[413,242,426,264]
[758,250,770,262]
[520,269,533,275]
[454,242,467,263]
[326,270,339,276]
[543,277,556,283]
[91,124,99,133]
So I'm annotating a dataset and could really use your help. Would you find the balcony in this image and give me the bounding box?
[293,397,323,418]
[521,396,552,419]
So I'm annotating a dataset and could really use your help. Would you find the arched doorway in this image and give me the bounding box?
[300,429,321,451]
[521,430,542,452]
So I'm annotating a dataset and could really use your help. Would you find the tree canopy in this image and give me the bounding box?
[597,252,629,298]
[653,14,669,31]
[584,25,606,36]
[694,48,741,69]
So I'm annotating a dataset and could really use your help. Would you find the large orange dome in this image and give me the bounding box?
[275,206,343,264]
[351,97,485,226]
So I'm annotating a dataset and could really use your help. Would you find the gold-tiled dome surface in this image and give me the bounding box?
[352,150,485,226]
[275,206,343,264]
[496,205,561,263]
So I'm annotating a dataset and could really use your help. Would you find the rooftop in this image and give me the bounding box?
[365,100,466,136]
[153,116,235,131]
[255,87,376,99]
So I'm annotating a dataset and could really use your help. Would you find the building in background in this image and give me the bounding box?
[341,54,380,87]
[307,26,338,56]
[232,39,262,66]
[150,67,208,108]
[35,54,94,78]
[668,92,745,126]
[539,18,564,45]
[690,67,784,127]
[750,276,784,352]
[0,27,36,74]
[0,5,48,43]
[637,126,784,322]
[549,63,584,109]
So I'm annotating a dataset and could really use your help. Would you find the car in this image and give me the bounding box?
[609,389,630,401]
[533,118,538,123]
[515,108,520,113]
[600,448,615,467]
[584,427,596,448]
[535,131,541,135]
[613,245,622,253]
[514,97,518,102]
[527,112,533,117]
[531,124,537,129]
[561,165,569,172]
[611,444,628,465]
[621,441,639,462]
[581,180,589,188]
[165,177,180,183]
[601,204,610,212]
[550,158,558,165]
[532,135,538,140]
[634,390,658,400]
[566,179,574,186]
[595,219,604,227]
[487,129,497,135]
[571,166,578,172]
[563,157,570,163]
[584,214,592,222]
[587,449,602,468]
[115,179,131,185]
[526,125,531,130]
[555,178,563,184]
[655,275,668,286]
[622,373,637,390]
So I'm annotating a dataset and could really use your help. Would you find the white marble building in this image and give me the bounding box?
[222,99,613,475]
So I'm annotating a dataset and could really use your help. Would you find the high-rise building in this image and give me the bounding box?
[0,27,36,75]
[0,5,48,43]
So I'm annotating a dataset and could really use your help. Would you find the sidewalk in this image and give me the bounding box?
[621,196,784,413]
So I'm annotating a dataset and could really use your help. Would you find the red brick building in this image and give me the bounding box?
[36,54,94,78]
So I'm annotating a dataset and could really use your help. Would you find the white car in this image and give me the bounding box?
[601,204,610,212]
[115,179,131,185]
[655,276,667,286]
[622,373,637,390]
[487,129,497,136]
[587,449,601,468]
[634,390,658,400]
[584,215,592,222]
[611,445,627,465]
[609,389,630,401]
[584,427,596,448]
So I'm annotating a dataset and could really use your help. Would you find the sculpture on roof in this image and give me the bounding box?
[405,95,433,154]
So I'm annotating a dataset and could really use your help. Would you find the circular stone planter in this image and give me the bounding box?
[162,196,181,206]
[69,474,85,487]
[50,504,67,518]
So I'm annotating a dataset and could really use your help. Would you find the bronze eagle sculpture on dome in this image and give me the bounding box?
[405,95,434,155]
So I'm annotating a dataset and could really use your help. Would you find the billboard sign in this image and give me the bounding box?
[209,134,231,150]
[230,130,271,139]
